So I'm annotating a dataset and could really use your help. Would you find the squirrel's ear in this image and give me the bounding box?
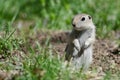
[88,16,92,19]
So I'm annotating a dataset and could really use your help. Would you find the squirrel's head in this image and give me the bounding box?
[72,14,94,31]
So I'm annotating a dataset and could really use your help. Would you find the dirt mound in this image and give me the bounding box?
[93,39,120,73]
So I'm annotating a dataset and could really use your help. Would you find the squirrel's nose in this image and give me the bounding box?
[72,24,76,27]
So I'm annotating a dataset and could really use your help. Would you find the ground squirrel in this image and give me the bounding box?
[65,14,95,70]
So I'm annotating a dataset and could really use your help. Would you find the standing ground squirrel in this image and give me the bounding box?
[65,13,95,70]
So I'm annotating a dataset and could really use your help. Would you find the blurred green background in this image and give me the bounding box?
[0,0,120,37]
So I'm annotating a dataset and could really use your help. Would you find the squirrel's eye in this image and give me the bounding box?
[81,17,85,21]
[88,16,91,19]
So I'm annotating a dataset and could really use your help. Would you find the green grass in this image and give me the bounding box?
[0,0,120,80]
[0,0,120,32]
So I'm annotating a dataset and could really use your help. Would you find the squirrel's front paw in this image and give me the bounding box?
[84,41,91,49]
[73,39,81,51]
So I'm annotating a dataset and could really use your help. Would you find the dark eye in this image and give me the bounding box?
[81,17,85,21]
[88,16,91,19]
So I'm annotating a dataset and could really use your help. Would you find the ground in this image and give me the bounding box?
[1,29,119,80]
